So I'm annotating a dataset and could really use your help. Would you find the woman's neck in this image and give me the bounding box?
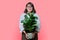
[27,12,31,13]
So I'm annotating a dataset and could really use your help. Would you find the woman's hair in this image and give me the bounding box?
[24,2,36,13]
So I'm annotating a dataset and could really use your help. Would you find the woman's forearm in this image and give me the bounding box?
[22,30,26,35]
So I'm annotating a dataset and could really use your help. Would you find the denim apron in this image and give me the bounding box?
[22,31,38,40]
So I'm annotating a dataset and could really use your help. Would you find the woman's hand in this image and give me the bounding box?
[22,30,29,39]
[25,33,29,39]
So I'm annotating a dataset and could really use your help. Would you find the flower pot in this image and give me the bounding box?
[27,33,34,39]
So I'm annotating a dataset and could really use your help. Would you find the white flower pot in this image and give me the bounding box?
[27,33,34,39]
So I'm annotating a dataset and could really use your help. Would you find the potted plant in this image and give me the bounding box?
[21,12,38,39]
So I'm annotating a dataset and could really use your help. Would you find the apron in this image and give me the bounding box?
[21,32,38,40]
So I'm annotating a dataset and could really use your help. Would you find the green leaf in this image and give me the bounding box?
[21,12,38,32]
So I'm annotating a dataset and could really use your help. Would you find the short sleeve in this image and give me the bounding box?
[34,13,41,32]
[19,13,25,33]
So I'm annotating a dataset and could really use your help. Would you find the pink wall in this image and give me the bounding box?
[0,0,60,40]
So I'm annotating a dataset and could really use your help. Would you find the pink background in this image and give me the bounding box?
[0,0,60,40]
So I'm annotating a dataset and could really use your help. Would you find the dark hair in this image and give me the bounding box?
[24,2,36,13]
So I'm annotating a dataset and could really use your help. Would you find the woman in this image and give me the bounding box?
[19,2,40,40]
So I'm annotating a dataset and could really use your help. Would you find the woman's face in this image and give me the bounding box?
[26,4,33,13]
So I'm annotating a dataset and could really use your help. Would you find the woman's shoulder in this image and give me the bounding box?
[20,13,26,16]
[21,13,39,17]
[34,13,39,17]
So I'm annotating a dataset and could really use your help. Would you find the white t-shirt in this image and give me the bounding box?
[19,13,41,33]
